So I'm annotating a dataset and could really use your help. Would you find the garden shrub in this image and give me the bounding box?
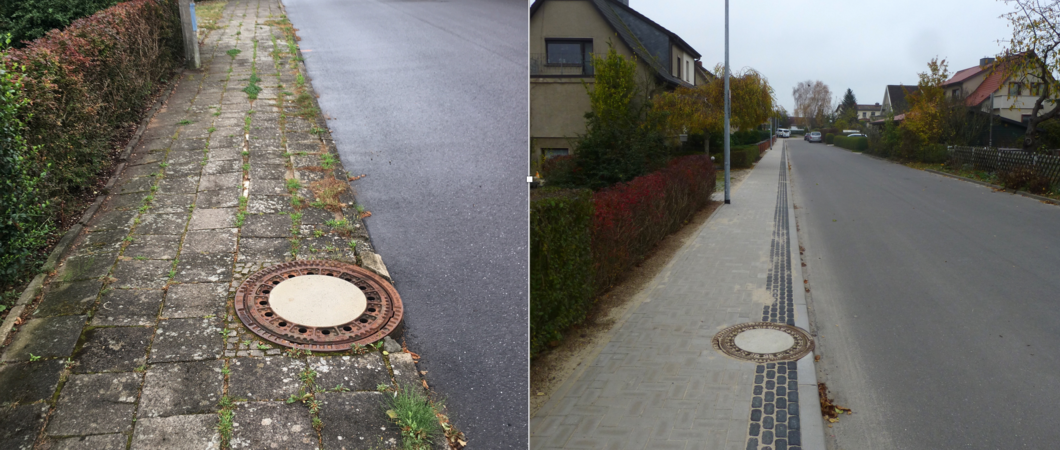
[729,145,759,168]
[0,0,119,48]
[998,167,1038,191]
[530,189,593,356]
[825,133,835,144]
[835,135,868,152]
[0,53,51,287]
[540,155,577,186]
[917,144,949,164]
[4,0,181,223]
[592,155,715,295]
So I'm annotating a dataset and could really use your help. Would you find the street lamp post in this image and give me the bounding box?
[723,0,731,204]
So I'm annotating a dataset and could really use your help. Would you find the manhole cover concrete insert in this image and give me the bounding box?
[733,328,795,354]
[712,322,814,363]
[234,260,403,351]
[269,275,367,327]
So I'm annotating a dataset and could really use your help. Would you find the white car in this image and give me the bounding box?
[846,133,866,138]
[777,128,791,138]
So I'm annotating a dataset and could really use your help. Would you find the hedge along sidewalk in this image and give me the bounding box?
[0,63,186,360]
[0,1,450,450]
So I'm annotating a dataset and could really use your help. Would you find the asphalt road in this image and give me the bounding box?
[280,1,528,448]
[786,139,1060,449]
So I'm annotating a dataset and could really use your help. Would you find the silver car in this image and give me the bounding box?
[808,131,823,143]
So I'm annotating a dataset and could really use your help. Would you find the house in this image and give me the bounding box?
[529,0,702,170]
[942,58,993,101]
[962,58,1058,123]
[881,85,919,115]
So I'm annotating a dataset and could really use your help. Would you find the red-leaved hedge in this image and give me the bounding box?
[591,154,715,294]
[3,0,181,221]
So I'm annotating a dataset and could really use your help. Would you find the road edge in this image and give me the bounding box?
[783,141,827,450]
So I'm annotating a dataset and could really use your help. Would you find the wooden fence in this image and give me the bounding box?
[949,146,1060,186]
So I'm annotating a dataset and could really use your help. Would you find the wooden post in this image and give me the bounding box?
[178,0,200,69]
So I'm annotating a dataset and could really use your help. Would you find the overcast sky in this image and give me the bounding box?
[623,0,1016,114]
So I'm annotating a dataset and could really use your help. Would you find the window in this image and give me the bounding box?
[1009,82,1022,96]
[952,88,961,99]
[543,148,569,159]
[676,56,682,79]
[1021,114,1032,123]
[545,39,593,75]
[1031,83,1043,96]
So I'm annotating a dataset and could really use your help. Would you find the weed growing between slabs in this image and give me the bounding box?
[384,386,443,450]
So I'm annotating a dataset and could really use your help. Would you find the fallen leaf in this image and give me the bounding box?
[828,418,839,423]
[421,379,429,390]
[386,409,398,419]
[814,355,821,362]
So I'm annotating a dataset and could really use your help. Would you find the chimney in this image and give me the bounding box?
[980,57,995,67]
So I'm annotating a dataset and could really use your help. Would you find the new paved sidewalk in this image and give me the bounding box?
[0,1,442,449]
[530,142,825,450]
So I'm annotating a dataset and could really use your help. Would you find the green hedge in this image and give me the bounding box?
[730,144,760,168]
[0,0,181,287]
[530,189,594,356]
[0,55,51,287]
[834,135,869,152]
[825,133,835,144]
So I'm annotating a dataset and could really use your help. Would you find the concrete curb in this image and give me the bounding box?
[924,169,1060,206]
[275,1,391,281]
[784,143,827,450]
[0,69,184,349]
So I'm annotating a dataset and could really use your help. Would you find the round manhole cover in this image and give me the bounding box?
[234,260,403,351]
[712,322,814,363]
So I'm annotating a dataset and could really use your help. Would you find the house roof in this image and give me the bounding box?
[885,85,919,107]
[530,0,700,88]
[966,70,1006,106]
[943,65,985,87]
[857,104,881,111]
[870,113,905,125]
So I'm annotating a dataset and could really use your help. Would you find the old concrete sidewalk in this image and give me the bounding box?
[530,142,826,450]
[0,1,442,449]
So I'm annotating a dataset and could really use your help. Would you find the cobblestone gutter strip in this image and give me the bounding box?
[744,145,826,450]
[0,70,185,348]
[923,169,1060,206]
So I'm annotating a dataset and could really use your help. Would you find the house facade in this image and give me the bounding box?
[529,0,701,171]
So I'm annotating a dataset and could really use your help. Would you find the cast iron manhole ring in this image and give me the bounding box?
[235,260,403,351]
[711,322,814,363]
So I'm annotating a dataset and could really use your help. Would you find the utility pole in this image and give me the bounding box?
[178,0,200,69]
[723,0,731,204]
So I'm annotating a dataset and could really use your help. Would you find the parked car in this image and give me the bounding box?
[777,128,791,138]
[847,133,866,138]
[808,131,823,143]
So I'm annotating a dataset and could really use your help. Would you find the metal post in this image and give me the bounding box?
[178,0,200,69]
[989,90,994,148]
[723,0,731,204]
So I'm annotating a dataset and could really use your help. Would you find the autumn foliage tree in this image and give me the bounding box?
[904,58,950,147]
[652,65,774,140]
[792,80,833,128]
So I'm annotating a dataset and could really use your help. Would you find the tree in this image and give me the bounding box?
[653,65,775,138]
[998,0,1060,150]
[571,44,668,188]
[792,80,833,128]
[904,58,950,146]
